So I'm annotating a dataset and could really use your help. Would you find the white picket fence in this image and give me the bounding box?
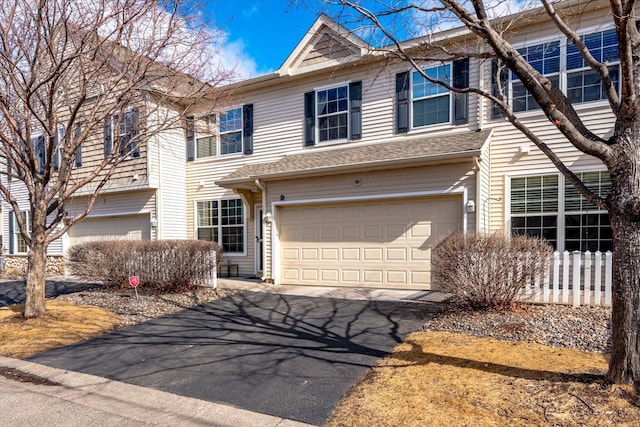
[522,250,613,307]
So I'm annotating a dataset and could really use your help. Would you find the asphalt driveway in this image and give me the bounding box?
[0,278,99,307]
[28,291,435,425]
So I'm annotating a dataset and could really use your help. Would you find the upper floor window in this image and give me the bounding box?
[566,29,619,104]
[396,58,468,133]
[317,85,349,142]
[510,171,612,252]
[512,41,560,112]
[304,81,361,146]
[104,109,140,159]
[186,105,253,161]
[499,28,620,115]
[412,64,451,127]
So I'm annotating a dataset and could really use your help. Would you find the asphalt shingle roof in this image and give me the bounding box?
[217,129,491,185]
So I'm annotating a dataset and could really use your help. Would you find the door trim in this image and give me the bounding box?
[254,204,263,275]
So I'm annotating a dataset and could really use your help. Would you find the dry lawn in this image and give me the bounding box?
[327,331,640,427]
[0,300,119,359]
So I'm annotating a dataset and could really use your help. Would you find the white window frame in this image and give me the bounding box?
[13,211,30,255]
[194,107,244,160]
[506,169,612,252]
[410,62,454,130]
[314,82,350,145]
[219,107,244,156]
[507,25,620,115]
[194,197,247,256]
[109,109,140,160]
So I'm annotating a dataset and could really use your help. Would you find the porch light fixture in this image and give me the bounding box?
[466,199,476,213]
[263,212,273,224]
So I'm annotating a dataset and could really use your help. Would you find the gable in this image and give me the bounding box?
[279,15,369,75]
[298,29,361,68]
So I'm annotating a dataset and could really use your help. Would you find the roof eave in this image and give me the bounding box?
[216,148,482,189]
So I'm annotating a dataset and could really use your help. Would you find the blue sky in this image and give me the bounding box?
[205,0,321,77]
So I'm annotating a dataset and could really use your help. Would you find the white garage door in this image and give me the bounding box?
[67,214,151,247]
[278,196,462,289]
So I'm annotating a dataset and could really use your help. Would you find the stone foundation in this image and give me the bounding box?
[3,255,65,277]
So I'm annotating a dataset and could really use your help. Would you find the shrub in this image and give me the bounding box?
[67,240,223,293]
[432,232,553,310]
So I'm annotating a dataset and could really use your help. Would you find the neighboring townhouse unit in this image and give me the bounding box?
[188,1,615,290]
[1,94,190,273]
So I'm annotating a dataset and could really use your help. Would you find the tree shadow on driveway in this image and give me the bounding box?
[28,291,437,425]
[0,278,100,307]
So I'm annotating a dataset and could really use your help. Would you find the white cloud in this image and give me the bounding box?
[218,37,261,80]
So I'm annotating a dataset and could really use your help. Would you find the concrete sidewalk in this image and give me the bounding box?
[0,355,312,427]
[216,278,451,303]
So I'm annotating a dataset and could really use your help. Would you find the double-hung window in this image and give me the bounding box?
[511,41,560,112]
[303,81,362,146]
[188,105,253,160]
[566,29,620,104]
[500,28,620,114]
[317,85,349,142]
[104,109,140,158]
[219,108,243,155]
[412,64,451,127]
[510,171,612,252]
[9,210,30,254]
[196,198,245,254]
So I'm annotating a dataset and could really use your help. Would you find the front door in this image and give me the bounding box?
[255,205,264,274]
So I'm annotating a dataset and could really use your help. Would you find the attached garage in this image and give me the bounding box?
[67,214,152,247]
[277,195,463,289]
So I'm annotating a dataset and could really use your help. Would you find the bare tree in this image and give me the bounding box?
[333,0,640,391]
[0,0,228,318]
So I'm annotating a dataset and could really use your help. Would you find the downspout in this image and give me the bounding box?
[254,179,268,282]
[473,155,481,234]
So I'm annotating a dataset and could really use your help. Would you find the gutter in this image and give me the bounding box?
[217,148,483,187]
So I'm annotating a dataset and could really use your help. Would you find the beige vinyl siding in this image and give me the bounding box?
[153,106,187,240]
[477,139,492,234]
[262,163,476,281]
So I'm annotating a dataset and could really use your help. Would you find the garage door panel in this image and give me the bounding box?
[279,196,461,289]
[68,215,150,247]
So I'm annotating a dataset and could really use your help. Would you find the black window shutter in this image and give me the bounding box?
[74,124,83,167]
[185,116,195,161]
[131,109,140,157]
[491,60,509,118]
[35,136,45,174]
[53,129,61,171]
[304,91,315,146]
[349,81,362,140]
[452,58,469,125]
[396,71,410,133]
[8,211,14,254]
[104,116,112,158]
[243,104,254,155]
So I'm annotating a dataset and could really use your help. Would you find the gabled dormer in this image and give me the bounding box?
[278,14,370,76]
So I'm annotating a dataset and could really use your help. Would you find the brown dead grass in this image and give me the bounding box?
[327,331,640,427]
[0,300,119,359]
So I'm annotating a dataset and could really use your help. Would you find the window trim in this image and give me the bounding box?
[12,210,30,255]
[313,81,351,145]
[503,25,620,116]
[506,168,612,252]
[193,107,245,161]
[409,62,454,131]
[194,197,247,256]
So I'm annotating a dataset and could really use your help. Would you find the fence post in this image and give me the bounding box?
[572,251,581,307]
[583,251,591,306]
[594,251,602,306]
[211,250,218,288]
[543,254,551,303]
[552,251,560,303]
[605,251,612,306]
[562,251,570,304]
